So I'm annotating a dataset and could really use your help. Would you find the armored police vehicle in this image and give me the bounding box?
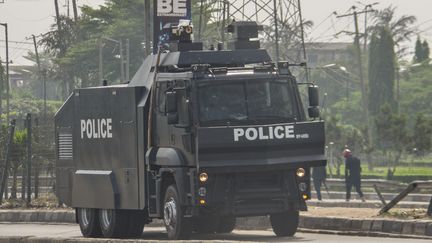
[55,20,326,240]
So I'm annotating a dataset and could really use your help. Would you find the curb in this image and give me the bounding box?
[1,210,432,239]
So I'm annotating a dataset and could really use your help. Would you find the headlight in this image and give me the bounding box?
[199,172,208,182]
[296,168,306,178]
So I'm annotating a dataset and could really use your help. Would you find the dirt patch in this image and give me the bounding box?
[302,207,379,218]
[303,206,432,220]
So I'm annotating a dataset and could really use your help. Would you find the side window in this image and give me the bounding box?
[157,82,166,114]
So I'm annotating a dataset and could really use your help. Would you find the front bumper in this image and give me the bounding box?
[192,169,309,216]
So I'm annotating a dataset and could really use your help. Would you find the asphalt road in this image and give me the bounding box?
[0,223,429,242]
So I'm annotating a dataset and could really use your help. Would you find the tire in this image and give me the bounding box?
[125,210,147,238]
[193,216,219,234]
[77,208,102,238]
[99,209,129,238]
[163,185,192,240]
[270,210,299,237]
[216,216,236,233]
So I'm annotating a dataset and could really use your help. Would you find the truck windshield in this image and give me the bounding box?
[198,80,298,125]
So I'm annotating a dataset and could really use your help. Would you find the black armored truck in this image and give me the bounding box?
[55,21,326,240]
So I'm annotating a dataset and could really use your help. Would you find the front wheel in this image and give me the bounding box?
[164,185,192,240]
[77,208,102,238]
[270,210,299,237]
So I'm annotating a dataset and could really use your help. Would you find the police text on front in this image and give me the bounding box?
[233,125,295,142]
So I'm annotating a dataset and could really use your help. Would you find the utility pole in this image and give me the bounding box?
[32,35,47,120]
[72,0,78,22]
[198,0,204,41]
[272,0,280,61]
[99,39,103,81]
[221,0,227,44]
[338,7,375,163]
[54,0,62,33]
[297,0,309,81]
[65,0,70,18]
[119,40,124,83]
[100,37,124,83]
[126,39,130,82]
[26,114,32,206]
[144,0,151,57]
[0,23,10,125]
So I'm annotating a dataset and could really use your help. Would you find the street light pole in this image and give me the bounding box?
[100,37,124,83]
[0,23,10,125]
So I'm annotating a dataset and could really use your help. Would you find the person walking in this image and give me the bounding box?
[343,149,365,202]
[312,166,327,201]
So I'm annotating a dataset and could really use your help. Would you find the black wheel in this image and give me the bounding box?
[125,210,147,238]
[216,215,236,233]
[163,185,192,240]
[77,208,102,238]
[192,216,219,234]
[99,209,129,238]
[270,210,299,237]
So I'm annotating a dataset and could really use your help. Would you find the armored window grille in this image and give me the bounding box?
[58,132,73,160]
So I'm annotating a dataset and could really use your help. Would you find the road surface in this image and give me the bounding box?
[0,223,429,242]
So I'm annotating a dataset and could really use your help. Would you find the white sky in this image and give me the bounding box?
[1,0,432,65]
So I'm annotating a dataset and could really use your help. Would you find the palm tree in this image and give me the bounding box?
[370,5,417,57]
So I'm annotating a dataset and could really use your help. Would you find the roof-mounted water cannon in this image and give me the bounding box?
[161,19,203,52]
[227,21,263,50]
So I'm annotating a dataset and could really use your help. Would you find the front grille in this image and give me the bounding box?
[235,172,282,193]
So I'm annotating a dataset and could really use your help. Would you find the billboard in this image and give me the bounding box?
[153,0,192,53]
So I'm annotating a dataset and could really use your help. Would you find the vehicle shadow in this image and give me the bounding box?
[140,228,312,242]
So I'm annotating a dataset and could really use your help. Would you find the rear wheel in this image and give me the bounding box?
[270,210,299,237]
[77,208,102,238]
[216,215,236,233]
[164,185,192,240]
[99,209,129,238]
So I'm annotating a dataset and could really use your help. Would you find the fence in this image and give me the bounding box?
[0,114,56,206]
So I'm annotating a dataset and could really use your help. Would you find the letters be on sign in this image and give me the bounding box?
[157,0,187,17]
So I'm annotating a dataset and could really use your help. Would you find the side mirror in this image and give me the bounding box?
[308,107,320,118]
[166,91,179,125]
[166,91,177,113]
[308,85,319,107]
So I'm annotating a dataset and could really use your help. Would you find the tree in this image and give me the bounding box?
[39,0,147,94]
[262,18,313,62]
[411,113,432,155]
[422,40,430,62]
[0,60,4,121]
[192,0,223,47]
[414,36,430,63]
[371,5,417,58]
[375,105,408,179]
[368,27,396,117]
[10,129,26,200]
